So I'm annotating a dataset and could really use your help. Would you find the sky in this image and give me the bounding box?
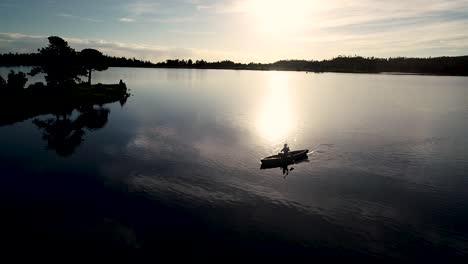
[1,0,468,63]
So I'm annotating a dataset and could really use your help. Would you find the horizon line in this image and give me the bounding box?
[1,51,467,66]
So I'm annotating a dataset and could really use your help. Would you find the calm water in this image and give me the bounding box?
[1,67,468,261]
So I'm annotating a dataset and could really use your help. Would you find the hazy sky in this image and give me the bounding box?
[1,0,467,62]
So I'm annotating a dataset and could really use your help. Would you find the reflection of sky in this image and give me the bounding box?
[96,69,468,200]
[1,68,468,257]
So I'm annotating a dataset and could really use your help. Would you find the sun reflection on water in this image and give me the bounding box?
[256,72,297,143]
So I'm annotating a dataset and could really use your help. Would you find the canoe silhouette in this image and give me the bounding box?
[260,149,309,168]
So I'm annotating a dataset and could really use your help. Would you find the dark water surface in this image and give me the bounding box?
[1,67,468,261]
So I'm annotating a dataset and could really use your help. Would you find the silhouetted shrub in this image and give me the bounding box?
[27,82,46,90]
[7,71,27,91]
[29,36,86,87]
[0,75,6,89]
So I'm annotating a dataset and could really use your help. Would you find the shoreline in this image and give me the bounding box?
[1,65,467,77]
[106,66,468,77]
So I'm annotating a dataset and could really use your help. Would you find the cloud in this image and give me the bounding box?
[109,1,197,26]
[150,16,194,23]
[197,0,468,17]
[168,29,215,35]
[284,1,468,58]
[57,13,102,23]
[2,0,468,62]
[190,0,468,59]
[126,1,162,16]
[305,0,468,30]
[123,1,196,24]
[0,32,48,53]
[119,17,135,22]
[194,0,468,31]
[2,0,467,62]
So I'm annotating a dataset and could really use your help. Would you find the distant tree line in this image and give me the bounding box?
[266,56,468,75]
[1,49,467,76]
[151,56,468,75]
[0,52,154,68]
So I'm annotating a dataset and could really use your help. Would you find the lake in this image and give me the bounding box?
[1,67,468,261]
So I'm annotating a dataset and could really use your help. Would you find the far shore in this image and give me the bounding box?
[2,65,465,77]
[2,53,467,76]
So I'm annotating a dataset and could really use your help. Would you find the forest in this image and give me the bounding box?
[1,52,467,76]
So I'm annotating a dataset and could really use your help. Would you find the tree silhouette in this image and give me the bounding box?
[0,75,5,90]
[79,49,108,85]
[29,36,86,87]
[6,71,27,91]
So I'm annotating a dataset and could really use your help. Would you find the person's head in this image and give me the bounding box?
[284,143,288,147]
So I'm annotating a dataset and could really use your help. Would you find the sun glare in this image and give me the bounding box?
[256,72,297,143]
[246,0,313,33]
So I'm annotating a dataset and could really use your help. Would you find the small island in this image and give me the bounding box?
[0,36,130,127]
[0,36,130,156]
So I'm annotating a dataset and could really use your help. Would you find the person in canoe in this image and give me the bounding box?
[281,143,290,160]
[281,144,289,163]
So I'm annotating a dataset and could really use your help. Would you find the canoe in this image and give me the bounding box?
[260,149,309,168]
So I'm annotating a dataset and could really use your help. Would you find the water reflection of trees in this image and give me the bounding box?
[33,106,110,157]
[0,84,128,157]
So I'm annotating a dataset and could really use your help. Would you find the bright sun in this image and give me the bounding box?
[246,0,313,33]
